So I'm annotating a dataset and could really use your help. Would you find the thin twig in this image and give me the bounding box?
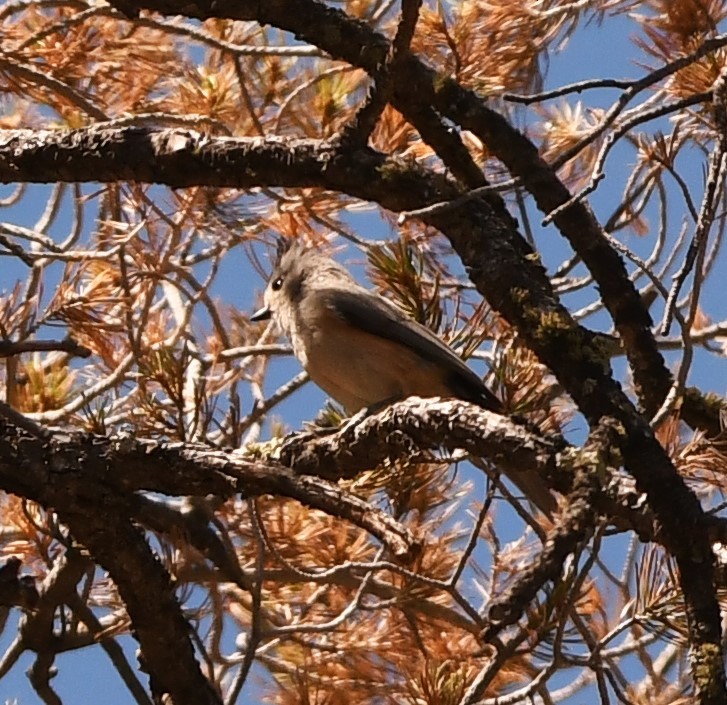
[337,0,422,146]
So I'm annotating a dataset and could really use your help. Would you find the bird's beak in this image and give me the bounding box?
[250,305,272,322]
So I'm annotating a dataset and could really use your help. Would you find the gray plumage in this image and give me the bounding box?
[251,240,556,515]
[251,241,502,413]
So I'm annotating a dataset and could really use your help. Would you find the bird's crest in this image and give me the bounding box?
[274,236,293,267]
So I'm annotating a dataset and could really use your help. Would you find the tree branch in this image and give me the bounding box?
[59,506,221,705]
[0,337,91,359]
[0,419,418,560]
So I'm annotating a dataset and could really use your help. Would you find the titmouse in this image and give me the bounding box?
[252,240,556,514]
[251,240,502,413]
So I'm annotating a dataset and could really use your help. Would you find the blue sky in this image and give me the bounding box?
[2,6,727,704]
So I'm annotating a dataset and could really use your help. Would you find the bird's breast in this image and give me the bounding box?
[292,310,453,413]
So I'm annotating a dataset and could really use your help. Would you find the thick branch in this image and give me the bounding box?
[0,419,417,560]
[0,338,91,358]
[281,397,561,515]
[280,397,561,479]
[59,507,221,705]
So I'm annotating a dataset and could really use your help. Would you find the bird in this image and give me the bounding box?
[251,239,556,515]
[251,240,503,414]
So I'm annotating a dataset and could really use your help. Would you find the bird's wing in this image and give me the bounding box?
[318,287,502,412]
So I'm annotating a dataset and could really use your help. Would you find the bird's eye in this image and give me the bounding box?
[271,277,284,291]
